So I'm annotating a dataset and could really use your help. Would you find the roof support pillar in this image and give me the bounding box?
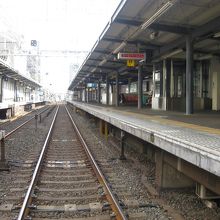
[115,72,119,107]
[97,81,101,104]
[138,62,143,109]
[14,81,17,102]
[84,85,87,102]
[186,34,194,115]
[0,77,3,103]
[106,74,109,105]
[128,78,131,93]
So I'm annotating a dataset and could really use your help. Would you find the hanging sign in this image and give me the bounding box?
[118,52,146,61]
[127,59,136,67]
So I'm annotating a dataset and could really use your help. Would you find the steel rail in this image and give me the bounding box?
[5,105,51,138]
[65,105,128,220]
[17,105,59,220]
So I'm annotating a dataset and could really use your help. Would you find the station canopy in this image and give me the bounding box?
[0,59,41,88]
[69,0,220,90]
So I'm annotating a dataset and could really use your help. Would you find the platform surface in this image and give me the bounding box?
[69,101,220,177]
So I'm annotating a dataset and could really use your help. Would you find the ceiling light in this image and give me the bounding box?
[141,1,174,30]
[99,58,107,66]
[161,48,183,59]
[91,68,96,73]
[112,41,127,54]
[149,31,159,39]
[196,54,213,60]
[213,32,220,38]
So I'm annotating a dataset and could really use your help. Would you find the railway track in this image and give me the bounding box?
[0,105,58,219]
[0,104,153,219]
[15,105,128,220]
[0,105,51,137]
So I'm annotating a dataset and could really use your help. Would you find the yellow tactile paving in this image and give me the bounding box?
[106,107,220,136]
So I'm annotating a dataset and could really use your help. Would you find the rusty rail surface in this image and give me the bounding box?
[65,105,128,220]
[17,105,59,220]
[17,104,127,220]
[5,105,51,138]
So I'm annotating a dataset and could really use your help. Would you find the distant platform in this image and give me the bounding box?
[0,101,46,119]
[68,101,220,177]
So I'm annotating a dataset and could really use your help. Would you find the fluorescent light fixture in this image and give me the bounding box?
[214,32,220,38]
[112,41,127,54]
[162,48,183,59]
[196,54,213,60]
[152,48,183,62]
[91,68,96,73]
[141,1,174,30]
[99,58,107,66]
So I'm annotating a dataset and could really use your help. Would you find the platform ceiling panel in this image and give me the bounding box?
[117,0,151,18]
[104,23,128,38]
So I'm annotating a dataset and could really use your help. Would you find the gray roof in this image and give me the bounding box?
[0,59,41,88]
[69,0,220,90]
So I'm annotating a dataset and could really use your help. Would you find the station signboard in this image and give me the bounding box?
[117,52,146,61]
[87,83,97,88]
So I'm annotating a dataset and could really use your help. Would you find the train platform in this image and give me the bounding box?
[69,101,220,178]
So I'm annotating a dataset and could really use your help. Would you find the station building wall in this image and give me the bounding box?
[152,59,216,112]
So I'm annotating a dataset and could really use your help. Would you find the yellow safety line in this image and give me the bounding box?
[106,107,220,136]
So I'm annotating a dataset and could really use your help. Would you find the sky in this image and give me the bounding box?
[0,0,121,93]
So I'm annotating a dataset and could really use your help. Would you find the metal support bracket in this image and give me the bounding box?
[120,130,126,160]
[0,130,9,171]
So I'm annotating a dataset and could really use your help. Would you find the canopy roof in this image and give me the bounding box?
[69,0,220,90]
[0,59,41,88]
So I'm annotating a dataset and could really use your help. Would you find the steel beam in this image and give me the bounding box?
[114,18,191,34]
[155,16,220,58]
[102,37,159,49]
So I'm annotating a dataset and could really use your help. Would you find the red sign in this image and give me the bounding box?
[118,52,146,60]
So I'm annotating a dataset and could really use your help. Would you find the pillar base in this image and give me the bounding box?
[155,149,194,191]
[119,155,126,160]
[0,161,10,171]
[162,162,194,189]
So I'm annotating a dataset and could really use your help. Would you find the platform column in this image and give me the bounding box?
[104,121,108,140]
[106,74,109,105]
[0,77,3,102]
[119,130,126,160]
[128,78,131,93]
[87,88,90,103]
[99,119,104,135]
[97,81,101,104]
[115,72,119,107]
[170,60,174,98]
[138,62,143,109]
[211,58,220,110]
[165,59,171,98]
[99,119,108,139]
[14,80,17,102]
[186,34,194,114]
[84,86,87,102]
[80,90,82,101]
